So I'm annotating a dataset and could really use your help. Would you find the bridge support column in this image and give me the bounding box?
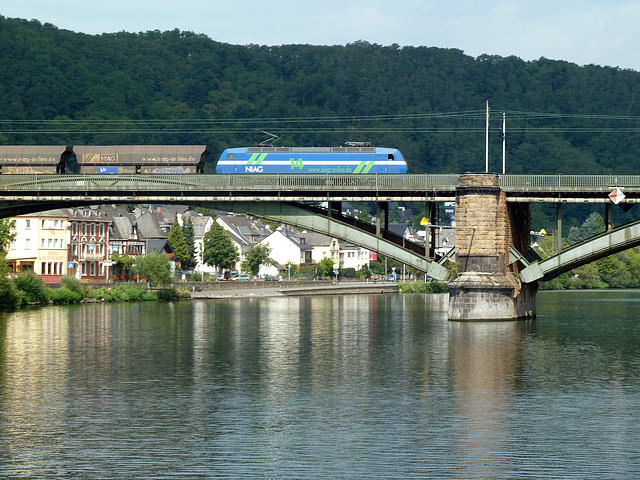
[448,173,537,321]
[376,201,388,237]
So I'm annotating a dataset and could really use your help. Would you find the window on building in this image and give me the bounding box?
[25,219,30,228]
[25,238,30,249]
[81,262,86,275]
[72,223,77,235]
[90,262,96,276]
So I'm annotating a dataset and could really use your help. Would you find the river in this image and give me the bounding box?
[1,290,639,479]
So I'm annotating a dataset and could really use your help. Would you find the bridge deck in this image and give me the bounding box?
[0,173,639,200]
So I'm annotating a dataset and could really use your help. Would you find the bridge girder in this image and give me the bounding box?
[520,218,640,283]
[194,201,448,279]
[0,197,449,280]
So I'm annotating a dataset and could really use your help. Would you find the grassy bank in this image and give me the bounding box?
[0,273,191,310]
[398,281,448,293]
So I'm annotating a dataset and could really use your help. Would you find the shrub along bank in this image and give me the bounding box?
[0,273,190,310]
[398,281,448,293]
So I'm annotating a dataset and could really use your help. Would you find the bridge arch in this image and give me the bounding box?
[519,219,640,283]
[0,197,449,281]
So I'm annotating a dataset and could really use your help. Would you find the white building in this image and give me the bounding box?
[7,210,69,282]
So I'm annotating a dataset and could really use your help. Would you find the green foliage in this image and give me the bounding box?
[181,217,197,270]
[191,272,211,282]
[340,267,357,278]
[0,219,16,255]
[317,257,335,277]
[241,243,276,276]
[59,275,92,299]
[136,252,173,287]
[203,222,239,271]
[92,285,156,302]
[0,255,22,309]
[48,288,83,304]
[2,17,640,190]
[111,253,135,269]
[567,213,605,245]
[399,282,448,293]
[13,271,48,304]
[357,264,372,280]
[156,287,191,300]
[539,212,640,290]
[167,218,190,268]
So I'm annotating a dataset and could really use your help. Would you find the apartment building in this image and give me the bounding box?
[7,210,68,282]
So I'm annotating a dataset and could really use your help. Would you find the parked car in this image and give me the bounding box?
[217,274,225,281]
[237,273,250,281]
[387,273,398,282]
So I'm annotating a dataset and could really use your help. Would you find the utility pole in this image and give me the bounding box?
[485,100,490,173]
[502,112,506,174]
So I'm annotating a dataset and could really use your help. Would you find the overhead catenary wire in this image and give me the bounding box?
[1,110,640,136]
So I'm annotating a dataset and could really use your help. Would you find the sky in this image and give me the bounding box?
[3,0,640,71]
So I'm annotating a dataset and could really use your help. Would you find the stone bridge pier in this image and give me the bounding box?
[448,173,537,321]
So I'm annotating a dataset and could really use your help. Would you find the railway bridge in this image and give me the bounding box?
[1,172,639,320]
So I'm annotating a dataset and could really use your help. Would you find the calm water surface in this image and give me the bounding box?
[1,291,640,478]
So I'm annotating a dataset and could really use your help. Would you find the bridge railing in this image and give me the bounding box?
[500,174,640,191]
[0,173,461,192]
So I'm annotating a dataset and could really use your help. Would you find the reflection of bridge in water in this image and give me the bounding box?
[1,172,639,320]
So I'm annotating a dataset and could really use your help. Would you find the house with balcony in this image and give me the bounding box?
[64,207,112,282]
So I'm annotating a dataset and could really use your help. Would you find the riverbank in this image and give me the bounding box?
[189,282,399,299]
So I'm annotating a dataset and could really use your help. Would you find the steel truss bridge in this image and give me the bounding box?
[1,173,639,283]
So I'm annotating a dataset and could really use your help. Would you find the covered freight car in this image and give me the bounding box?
[0,145,72,174]
[73,145,210,174]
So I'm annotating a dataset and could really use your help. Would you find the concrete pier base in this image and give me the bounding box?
[447,173,536,321]
[448,273,536,321]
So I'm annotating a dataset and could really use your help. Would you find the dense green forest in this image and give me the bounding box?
[2,15,640,230]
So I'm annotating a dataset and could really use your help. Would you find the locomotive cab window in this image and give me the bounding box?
[388,154,395,161]
[227,154,235,160]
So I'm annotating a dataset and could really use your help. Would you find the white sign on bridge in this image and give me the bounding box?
[609,187,626,205]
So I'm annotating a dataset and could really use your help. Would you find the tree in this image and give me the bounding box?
[167,218,189,269]
[136,252,173,287]
[357,264,372,280]
[203,222,239,271]
[0,254,22,309]
[181,217,197,270]
[317,257,335,278]
[0,219,16,254]
[111,253,135,279]
[241,243,276,276]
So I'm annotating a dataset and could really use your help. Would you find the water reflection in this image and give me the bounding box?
[447,320,533,478]
[1,293,640,478]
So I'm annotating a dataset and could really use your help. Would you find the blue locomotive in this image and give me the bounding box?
[215,145,408,174]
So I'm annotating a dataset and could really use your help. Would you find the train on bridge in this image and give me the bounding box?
[0,144,408,175]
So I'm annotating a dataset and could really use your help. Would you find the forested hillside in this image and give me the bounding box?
[3,15,640,173]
